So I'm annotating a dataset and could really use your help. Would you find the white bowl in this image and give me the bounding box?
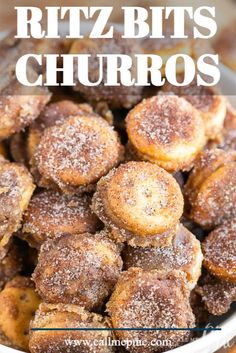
[0,21,236,353]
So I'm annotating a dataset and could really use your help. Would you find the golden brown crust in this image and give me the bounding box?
[92,162,183,246]
[21,190,100,249]
[107,268,195,353]
[202,221,236,283]
[108,225,177,248]
[185,149,236,205]
[185,149,236,228]
[214,21,236,72]
[0,160,35,257]
[32,232,122,310]
[122,224,203,289]
[162,79,226,140]
[34,114,124,193]
[70,32,143,109]
[29,303,115,353]
[126,95,206,172]
[0,276,41,350]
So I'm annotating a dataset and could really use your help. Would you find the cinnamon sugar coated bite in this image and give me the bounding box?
[32,232,122,310]
[162,79,226,140]
[202,221,236,283]
[21,190,100,249]
[27,100,94,161]
[196,274,236,315]
[123,224,203,290]
[34,114,124,193]
[185,149,236,229]
[107,268,195,353]
[0,86,51,141]
[0,159,35,256]
[0,276,41,351]
[29,303,115,353]
[0,35,51,140]
[126,95,206,172]
[92,161,184,247]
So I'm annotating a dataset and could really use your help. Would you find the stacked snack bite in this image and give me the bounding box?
[122,224,203,290]
[0,35,51,141]
[0,158,35,257]
[126,95,206,172]
[92,161,184,247]
[185,148,236,229]
[0,276,41,351]
[33,113,124,193]
[32,232,123,310]
[162,79,227,140]
[27,100,94,162]
[202,220,236,283]
[107,268,195,353]
[29,303,115,353]
[21,190,100,249]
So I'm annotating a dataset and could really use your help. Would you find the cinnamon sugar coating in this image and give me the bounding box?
[202,220,236,283]
[196,274,236,315]
[0,90,51,141]
[0,159,35,257]
[185,149,236,229]
[0,34,51,140]
[29,303,115,353]
[107,268,195,353]
[21,190,100,249]
[126,95,206,172]
[123,224,203,290]
[32,232,123,310]
[92,161,183,246]
[34,114,124,193]
[0,276,41,351]
[28,100,94,161]
[162,79,226,140]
